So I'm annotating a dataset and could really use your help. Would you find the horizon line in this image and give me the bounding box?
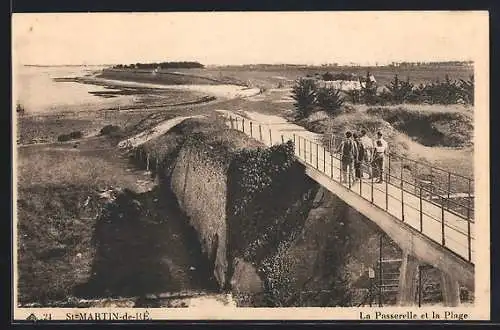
[20,60,474,67]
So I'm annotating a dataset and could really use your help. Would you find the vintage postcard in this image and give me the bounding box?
[12,11,489,321]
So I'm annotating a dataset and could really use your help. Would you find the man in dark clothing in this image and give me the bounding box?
[336,131,358,186]
[353,133,363,179]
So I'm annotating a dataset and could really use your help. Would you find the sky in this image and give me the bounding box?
[12,11,488,66]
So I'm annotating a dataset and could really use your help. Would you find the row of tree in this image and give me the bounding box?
[112,61,205,70]
[345,74,474,106]
[291,73,474,119]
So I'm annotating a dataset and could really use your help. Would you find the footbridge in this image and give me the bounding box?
[220,111,475,307]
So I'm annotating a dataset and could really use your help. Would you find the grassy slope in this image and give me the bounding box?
[16,112,226,305]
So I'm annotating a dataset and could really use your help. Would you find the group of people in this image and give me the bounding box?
[336,129,389,186]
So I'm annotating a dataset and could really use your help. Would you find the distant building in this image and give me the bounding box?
[317,80,363,91]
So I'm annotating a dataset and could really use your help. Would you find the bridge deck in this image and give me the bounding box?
[222,112,475,265]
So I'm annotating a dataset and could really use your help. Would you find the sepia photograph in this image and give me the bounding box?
[12,11,489,321]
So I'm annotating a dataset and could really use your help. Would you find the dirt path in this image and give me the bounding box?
[118,115,205,149]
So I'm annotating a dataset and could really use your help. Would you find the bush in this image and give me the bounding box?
[457,75,474,105]
[316,87,345,116]
[57,131,83,142]
[385,75,414,104]
[344,89,362,104]
[99,125,122,136]
[291,78,318,120]
[342,73,473,106]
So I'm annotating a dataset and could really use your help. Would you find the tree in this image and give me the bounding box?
[360,72,378,105]
[316,87,345,116]
[386,75,414,104]
[441,75,461,104]
[291,78,318,120]
[457,75,474,105]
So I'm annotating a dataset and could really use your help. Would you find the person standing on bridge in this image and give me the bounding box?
[359,129,374,179]
[353,133,363,180]
[372,131,389,183]
[337,131,358,186]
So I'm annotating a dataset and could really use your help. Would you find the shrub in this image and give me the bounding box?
[100,125,122,136]
[411,76,461,105]
[359,72,378,105]
[457,75,474,105]
[291,78,318,120]
[344,89,362,104]
[57,131,83,142]
[385,75,415,104]
[68,131,83,139]
[315,87,345,116]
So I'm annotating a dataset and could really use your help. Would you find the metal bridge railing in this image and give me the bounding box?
[327,134,474,221]
[225,115,475,264]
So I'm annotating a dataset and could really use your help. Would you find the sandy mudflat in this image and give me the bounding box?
[92,77,261,99]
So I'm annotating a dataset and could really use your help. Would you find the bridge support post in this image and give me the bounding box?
[397,252,419,306]
[440,271,461,306]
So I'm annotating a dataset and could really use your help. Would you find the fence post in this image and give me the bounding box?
[259,124,263,141]
[330,154,334,179]
[468,178,472,219]
[298,135,301,157]
[310,140,313,164]
[418,266,422,307]
[385,171,389,210]
[304,138,306,163]
[316,143,319,169]
[467,219,472,262]
[323,146,326,172]
[234,117,238,130]
[250,121,253,137]
[429,167,433,191]
[281,134,284,144]
[441,196,446,246]
[340,155,343,183]
[360,167,363,195]
[388,154,391,185]
[230,116,234,129]
[371,167,374,203]
[378,235,383,307]
[419,187,423,232]
[269,129,272,145]
[242,118,245,133]
[401,165,405,222]
[447,172,451,210]
[467,178,472,261]
[293,134,296,155]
